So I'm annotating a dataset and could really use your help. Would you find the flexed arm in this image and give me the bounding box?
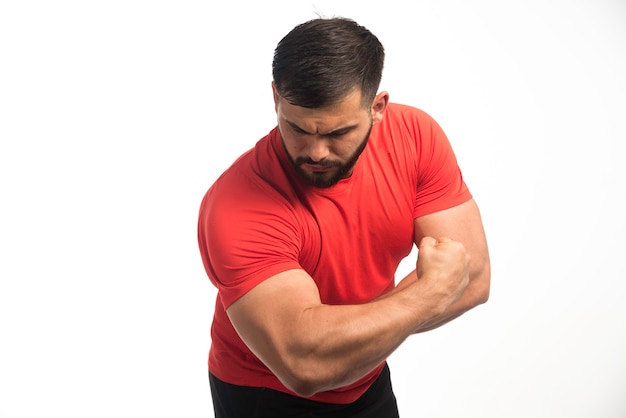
[390,198,491,333]
[226,236,470,398]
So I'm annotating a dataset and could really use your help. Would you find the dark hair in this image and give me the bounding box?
[272,17,385,109]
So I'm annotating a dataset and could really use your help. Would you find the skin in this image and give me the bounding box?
[226,85,491,398]
[273,84,382,188]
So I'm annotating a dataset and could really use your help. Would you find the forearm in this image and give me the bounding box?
[297,262,490,392]
[283,287,434,396]
[414,266,489,332]
[391,263,490,334]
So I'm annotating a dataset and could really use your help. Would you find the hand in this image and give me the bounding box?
[415,236,470,312]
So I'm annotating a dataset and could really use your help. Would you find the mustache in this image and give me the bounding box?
[294,157,341,168]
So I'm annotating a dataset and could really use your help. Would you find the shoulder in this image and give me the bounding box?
[371,102,447,156]
[203,128,294,206]
[375,103,445,146]
[200,138,299,229]
[384,102,437,123]
[198,127,307,248]
[197,130,309,307]
[386,103,444,133]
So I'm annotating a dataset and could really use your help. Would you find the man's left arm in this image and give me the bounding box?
[392,198,490,333]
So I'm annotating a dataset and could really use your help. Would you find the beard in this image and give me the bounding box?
[284,122,373,189]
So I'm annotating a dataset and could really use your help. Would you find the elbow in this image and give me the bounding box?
[477,285,490,305]
[278,364,327,398]
[246,333,339,398]
[276,354,338,398]
[475,261,491,305]
[287,380,322,399]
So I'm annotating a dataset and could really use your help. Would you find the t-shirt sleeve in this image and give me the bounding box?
[197,169,302,309]
[412,110,472,218]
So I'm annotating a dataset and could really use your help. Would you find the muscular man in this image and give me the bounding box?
[197,16,490,417]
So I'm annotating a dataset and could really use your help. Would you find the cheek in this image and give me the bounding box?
[283,136,303,154]
[279,132,304,161]
[335,134,365,157]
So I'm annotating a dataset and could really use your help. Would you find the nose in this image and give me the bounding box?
[305,137,330,163]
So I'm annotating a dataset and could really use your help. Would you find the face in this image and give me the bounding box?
[273,86,389,188]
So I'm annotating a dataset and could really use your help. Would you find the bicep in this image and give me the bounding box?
[414,198,490,272]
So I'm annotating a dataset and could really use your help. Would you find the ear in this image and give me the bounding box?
[371,91,389,125]
[272,82,280,112]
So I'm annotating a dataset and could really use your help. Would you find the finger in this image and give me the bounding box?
[418,236,438,248]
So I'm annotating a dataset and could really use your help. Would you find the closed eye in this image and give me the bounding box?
[286,120,357,138]
[286,121,312,136]
[292,126,310,135]
[325,129,351,138]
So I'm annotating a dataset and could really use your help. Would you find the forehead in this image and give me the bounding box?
[278,89,368,132]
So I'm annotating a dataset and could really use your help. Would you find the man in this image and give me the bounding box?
[197,17,490,417]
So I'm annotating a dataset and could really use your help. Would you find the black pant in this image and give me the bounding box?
[209,363,400,418]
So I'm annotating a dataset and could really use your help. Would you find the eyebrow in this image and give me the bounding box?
[286,120,358,136]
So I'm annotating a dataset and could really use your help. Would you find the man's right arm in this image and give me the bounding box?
[225,236,469,398]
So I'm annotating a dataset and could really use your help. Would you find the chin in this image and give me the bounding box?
[300,171,341,188]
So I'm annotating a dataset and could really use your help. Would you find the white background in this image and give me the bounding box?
[1,1,625,417]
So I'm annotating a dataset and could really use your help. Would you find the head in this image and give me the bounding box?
[272,17,385,109]
[272,17,389,188]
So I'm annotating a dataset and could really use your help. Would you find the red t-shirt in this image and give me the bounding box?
[197,103,471,404]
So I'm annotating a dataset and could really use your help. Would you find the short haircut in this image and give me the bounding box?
[272,17,385,109]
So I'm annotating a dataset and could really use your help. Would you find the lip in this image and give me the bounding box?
[303,164,331,173]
